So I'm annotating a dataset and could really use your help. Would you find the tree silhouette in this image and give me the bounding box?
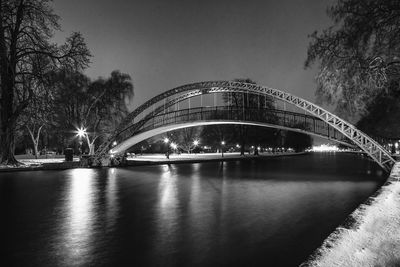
[0,0,90,165]
[53,69,134,155]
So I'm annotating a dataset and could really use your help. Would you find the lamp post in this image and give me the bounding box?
[170,142,177,155]
[164,137,169,159]
[221,141,225,157]
[192,139,199,153]
[76,127,87,156]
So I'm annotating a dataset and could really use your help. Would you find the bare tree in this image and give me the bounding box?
[19,83,54,158]
[53,69,134,155]
[0,0,90,165]
[174,127,202,153]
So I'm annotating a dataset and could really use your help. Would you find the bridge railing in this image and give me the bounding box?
[114,106,349,145]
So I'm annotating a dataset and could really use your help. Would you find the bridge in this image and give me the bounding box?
[110,106,351,154]
[95,80,396,172]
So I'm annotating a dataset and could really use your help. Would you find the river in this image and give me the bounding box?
[0,153,385,266]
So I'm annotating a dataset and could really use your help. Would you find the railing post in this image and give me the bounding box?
[313,118,316,133]
[283,111,286,126]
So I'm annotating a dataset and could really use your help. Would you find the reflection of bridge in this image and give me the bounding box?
[110,106,351,153]
[96,80,396,171]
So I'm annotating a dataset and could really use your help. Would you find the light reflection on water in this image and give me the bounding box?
[0,153,386,266]
[63,169,96,264]
[106,168,118,229]
[155,164,179,256]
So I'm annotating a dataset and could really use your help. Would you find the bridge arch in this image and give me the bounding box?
[110,117,354,154]
[97,81,396,171]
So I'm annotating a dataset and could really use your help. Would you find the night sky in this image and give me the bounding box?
[53,0,333,109]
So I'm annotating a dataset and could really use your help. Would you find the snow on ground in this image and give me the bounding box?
[0,157,80,169]
[0,152,297,169]
[303,163,400,267]
[128,152,298,161]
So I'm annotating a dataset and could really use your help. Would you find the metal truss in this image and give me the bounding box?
[96,81,396,171]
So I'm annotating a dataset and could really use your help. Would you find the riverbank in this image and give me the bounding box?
[302,162,400,267]
[0,157,80,172]
[0,152,306,172]
[127,151,306,166]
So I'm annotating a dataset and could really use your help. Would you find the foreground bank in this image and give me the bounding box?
[303,162,400,267]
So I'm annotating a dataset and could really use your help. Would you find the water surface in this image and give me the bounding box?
[0,153,385,266]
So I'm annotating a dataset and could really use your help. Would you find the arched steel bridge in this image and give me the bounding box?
[95,80,396,172]
[109,106,352,154]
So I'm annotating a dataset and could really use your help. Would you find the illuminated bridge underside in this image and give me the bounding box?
[111,121,352,155]
[97,80,396,171]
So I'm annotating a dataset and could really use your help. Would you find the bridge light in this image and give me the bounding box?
[163,137,169,144]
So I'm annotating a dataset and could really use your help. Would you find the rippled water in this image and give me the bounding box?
[0,153,385,266]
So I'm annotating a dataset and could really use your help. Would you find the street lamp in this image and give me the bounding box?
[170,142,178,157]
[76,127,87,155]
[76,127,87,138]
[221,141,225,157]
[192,139,199,154]
[170,142,177,151]
[164,137,170,158]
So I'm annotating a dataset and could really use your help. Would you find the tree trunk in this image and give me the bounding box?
[240,139,245,155]
[0,121,19,165]
[33,143,39,159]
[27,125,43,160]
[0,71,19,165]
[88,143,95,155]
[254,146,259,155]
